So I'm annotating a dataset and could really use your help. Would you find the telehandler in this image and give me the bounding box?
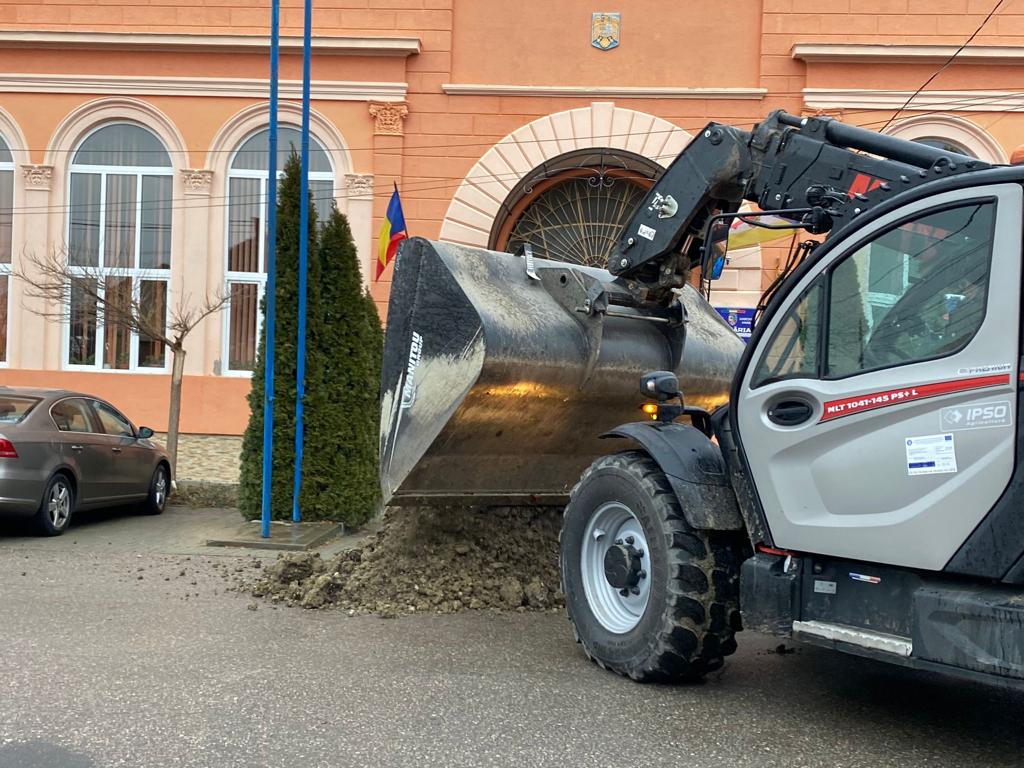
[380,111,1024,687]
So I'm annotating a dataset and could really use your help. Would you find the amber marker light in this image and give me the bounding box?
[641,403,659,420]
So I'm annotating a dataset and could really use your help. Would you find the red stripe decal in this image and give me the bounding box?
[819,374,1010,423]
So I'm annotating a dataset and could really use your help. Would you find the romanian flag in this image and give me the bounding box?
[376,184,407,280]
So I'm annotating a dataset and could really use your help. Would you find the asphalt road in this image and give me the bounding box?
[2,507,1023,768]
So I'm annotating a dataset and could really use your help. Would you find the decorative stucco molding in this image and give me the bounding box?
[884,114,1007,165]
[182,169,213,195]
[442,84,767,99]
[0,31,421,57]
[804,88,1024,113]
[793,43,1024,65]
[22,165,53,191]
[0,74,406,102]
[369,102,409,136]
[344,173,374,200]
[439,103,693,247]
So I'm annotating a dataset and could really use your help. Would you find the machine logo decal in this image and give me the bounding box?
[400,331,423,409]
[905,433,957,476]
[940,400,1013,431]
[819,374,1010,423]
[956,363,1012,376]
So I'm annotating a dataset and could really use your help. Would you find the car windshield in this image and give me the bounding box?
[0,396,41,424]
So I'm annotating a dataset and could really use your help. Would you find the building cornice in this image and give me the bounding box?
[0,31,421,56]
[442,84,767,99]
[793,43,1024,65]
[804,88,1024,112]
[0,73,406,101]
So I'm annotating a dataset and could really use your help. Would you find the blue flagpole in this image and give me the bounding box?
[292,0,312,523]
[260,0,281,539]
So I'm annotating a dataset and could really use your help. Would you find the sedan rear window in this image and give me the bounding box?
[0,396,41,424]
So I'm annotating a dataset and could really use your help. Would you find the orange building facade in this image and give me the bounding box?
[1,0,1023,447]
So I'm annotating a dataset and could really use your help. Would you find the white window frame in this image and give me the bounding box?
[0,134,15,368]
[62,122,173,375]
[222,134,335,377]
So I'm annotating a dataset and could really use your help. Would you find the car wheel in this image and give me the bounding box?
[142,465,170,515]
[35,474,74,536]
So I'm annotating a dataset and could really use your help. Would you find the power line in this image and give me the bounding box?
[880,0,1007,131]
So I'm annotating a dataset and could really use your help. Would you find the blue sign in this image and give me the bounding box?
[715,307,756,342]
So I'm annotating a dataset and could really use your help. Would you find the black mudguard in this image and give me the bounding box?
[602,421,744,531]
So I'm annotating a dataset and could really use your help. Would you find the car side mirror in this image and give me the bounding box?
[137,426,154,439]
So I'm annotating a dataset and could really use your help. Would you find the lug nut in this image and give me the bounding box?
[638,570,647,579]
[636,549,644,558]
[630,587,640,595]
[615,538,623,545]
[625,536,635,545]
[619,588,630,597]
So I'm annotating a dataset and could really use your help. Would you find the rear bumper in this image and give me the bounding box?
[0,494,40,516]
[0,473,45,516]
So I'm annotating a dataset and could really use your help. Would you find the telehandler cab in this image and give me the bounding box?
[380,111,1024,687]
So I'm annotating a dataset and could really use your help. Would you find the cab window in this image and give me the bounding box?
[826,202,994,377]
[752,201,995,386]
[751,282,823,386]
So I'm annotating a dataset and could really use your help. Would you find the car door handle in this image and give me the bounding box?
[69,444,84,452]
[767,399,814,426]
[111,446,123,454]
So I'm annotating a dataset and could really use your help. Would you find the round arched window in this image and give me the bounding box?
[224,126,335,373]
[913,136,977,158]
[490,149,661,269]
[66,122,173,371]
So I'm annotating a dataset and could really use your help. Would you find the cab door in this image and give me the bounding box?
[735,184,1022,571]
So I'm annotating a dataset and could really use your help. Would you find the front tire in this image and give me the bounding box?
[142,464,170,515]
[560,450,742,682]
[35,474,74,536]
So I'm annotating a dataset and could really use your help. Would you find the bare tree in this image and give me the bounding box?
[16,248,228,474]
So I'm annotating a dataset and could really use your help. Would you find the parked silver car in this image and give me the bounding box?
[0,387,172,535]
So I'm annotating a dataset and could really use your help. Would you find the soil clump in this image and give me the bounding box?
[238,506,564,616]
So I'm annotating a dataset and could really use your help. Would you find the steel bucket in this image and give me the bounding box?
[379,238,743,506]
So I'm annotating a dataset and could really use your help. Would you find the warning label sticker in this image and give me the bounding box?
[637,224,657,241]
[905,433,957,476]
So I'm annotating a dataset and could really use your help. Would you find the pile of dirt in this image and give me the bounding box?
[237,506,564,616]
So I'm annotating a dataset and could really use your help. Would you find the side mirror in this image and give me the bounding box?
[137,426,155,440]
[640,371,680,402]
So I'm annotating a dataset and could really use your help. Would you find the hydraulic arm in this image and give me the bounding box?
[608,110,985,304]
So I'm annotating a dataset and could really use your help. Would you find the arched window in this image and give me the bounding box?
[0,134,12,365]
[489,148,661,268]
[884,116,1005,164]
[913,137,977,158]
[224,126,335,373]
[66,122,173,371]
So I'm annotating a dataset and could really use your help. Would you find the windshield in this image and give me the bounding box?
[0,396,41,424]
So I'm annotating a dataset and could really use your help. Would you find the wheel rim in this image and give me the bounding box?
[48,481,71,529]
[580,501,652,634]
[154,469,167,509]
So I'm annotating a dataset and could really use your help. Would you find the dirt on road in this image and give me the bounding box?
[236,506,564,616]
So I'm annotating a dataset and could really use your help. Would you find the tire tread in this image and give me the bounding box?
[563,450,742,683]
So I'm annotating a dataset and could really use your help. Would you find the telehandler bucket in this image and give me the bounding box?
[379,238,744,506]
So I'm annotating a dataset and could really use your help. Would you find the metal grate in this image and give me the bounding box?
[504,174,649,269]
